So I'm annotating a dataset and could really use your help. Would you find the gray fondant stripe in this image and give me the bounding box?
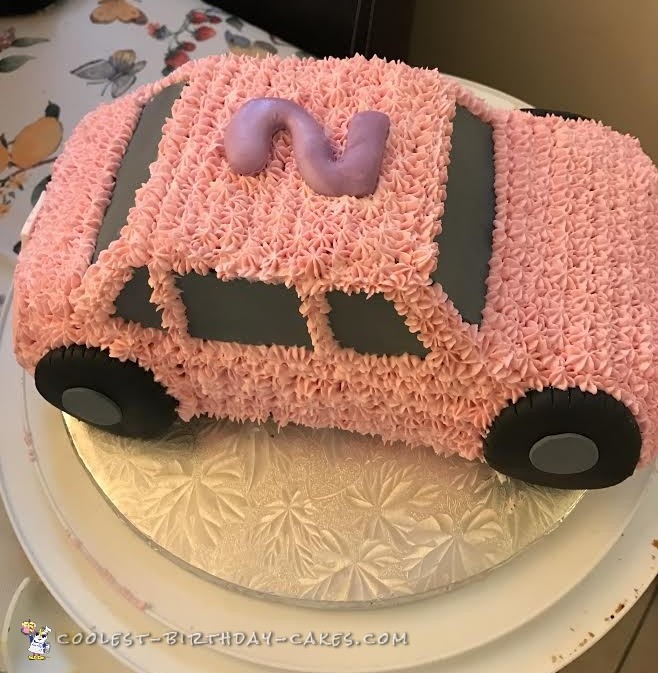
[92,82,186,262]
[431,105,496,325]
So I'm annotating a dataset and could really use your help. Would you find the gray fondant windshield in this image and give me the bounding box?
[113,265,163,328]
[431,105,495,326]
[92,82,186,262]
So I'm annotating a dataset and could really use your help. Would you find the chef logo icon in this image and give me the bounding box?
[20,618,51,661]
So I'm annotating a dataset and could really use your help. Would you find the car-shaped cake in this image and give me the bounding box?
[13,54,658,489]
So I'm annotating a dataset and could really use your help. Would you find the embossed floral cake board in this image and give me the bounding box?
[65,416,583,607]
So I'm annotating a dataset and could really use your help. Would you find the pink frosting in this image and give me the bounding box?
[12,54,658,466]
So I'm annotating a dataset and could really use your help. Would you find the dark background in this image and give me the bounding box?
[207,0,416,60]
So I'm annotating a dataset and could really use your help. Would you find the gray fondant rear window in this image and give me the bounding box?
[176,273,312,348]
[113,265,163,329]
[326,291,429,358]
[431,105,496,325]
[92,82,186,263]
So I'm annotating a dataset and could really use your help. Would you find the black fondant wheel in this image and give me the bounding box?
[521,108,592,122]
[484,388,641,490]
[34,345,177,438]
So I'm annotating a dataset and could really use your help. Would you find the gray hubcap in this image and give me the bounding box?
[61,387,122,427]
[529,433,599,475]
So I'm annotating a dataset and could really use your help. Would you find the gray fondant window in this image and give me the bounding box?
[326,291,429,358]
[175,273,312,348]
[113,266,163,329]
[92,82,186,263]
[431,105,496,325]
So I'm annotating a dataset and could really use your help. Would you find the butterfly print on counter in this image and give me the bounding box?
[90,0,147,25]
[70,49,146,98]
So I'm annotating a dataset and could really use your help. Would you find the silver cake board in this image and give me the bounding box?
[64,414,584,609]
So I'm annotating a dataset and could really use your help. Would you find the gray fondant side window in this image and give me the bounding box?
[431,105,496,326]
[326,291,429,358]
[113,265,163,329]
[175,273,312,348]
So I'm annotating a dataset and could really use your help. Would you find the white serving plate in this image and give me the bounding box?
[415,465,658,673]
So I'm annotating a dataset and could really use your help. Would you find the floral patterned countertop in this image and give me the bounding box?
[0,0,304,304]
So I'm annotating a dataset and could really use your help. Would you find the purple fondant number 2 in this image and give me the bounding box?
[223,98,390,197]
